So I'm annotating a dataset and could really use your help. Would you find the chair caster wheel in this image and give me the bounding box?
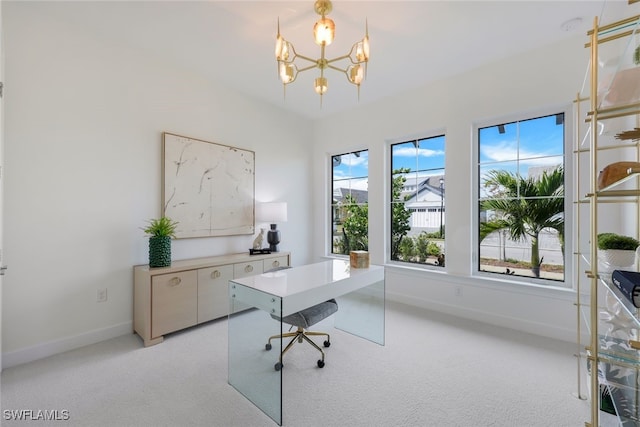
[323,340,331,348]
[317,360,325,368]
[275,362,283,371]
[265,343,272,351]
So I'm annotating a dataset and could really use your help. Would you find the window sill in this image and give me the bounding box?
[383,262,576,301]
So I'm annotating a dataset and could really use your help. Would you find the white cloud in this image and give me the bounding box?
[480,141,560,167]
[339,153,368,167]
[393,147,444,157]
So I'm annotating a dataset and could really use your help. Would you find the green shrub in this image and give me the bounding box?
[398,236,416,261]
[415,233,431,263]
[427,241,441,256]
[597,233,640,250]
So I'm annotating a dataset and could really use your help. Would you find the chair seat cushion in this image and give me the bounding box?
[272,299,338,329]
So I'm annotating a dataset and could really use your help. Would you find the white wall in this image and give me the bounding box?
[2,4,313,367]
[312,35,590,342]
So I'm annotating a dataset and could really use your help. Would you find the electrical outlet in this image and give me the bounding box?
[97,288,108,303]
[454,286,463,297]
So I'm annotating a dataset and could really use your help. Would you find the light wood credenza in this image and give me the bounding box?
[133,252,290,346]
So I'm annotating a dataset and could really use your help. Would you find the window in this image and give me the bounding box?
[390,135,445,266]
[477,113,565,282]
[331,150,369,255]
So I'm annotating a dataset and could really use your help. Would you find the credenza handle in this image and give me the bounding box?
[244,265,253,273]
[272,260,280,267]
[210,270,221,279]
[169,277,182,287]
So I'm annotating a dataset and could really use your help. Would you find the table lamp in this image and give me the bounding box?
[256,202,288,252]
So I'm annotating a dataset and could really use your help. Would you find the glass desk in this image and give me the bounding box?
[228,259,385,425]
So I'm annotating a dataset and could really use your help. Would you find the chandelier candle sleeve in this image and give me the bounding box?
[274,0,370,101]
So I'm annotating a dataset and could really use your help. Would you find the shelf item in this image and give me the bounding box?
[612,270,640,308]
[599,66,640,108]
[615,128,640,141]
[598,161,640,190]
[133,251,290,346]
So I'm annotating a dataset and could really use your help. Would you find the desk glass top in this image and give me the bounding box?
[230,259,384,297]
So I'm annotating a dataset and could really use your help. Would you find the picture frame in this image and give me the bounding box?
[162,132,255,239]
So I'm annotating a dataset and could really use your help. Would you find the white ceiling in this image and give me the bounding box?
[31,0,637,119]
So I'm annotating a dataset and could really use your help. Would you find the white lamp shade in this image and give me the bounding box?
[256,202,288,223]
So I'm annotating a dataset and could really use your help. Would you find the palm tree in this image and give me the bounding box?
[480,167,564,276]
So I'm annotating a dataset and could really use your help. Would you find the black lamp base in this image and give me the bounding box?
[267,224,281,252]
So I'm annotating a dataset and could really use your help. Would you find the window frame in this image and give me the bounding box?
[472,104,574,289]
[328,148,370,258]
[386,129,446,269]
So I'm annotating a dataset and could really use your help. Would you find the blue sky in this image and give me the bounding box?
[332,114,564,193]
[391,135,445,174]
[479,114,564,170]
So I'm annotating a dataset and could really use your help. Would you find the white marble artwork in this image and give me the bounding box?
[162,133,255,238]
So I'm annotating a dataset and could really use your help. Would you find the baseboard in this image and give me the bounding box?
[386,291,576,344]
[2,322,133,370]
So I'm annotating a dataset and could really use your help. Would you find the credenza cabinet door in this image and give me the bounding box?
[197,265,233,323]
[151,271,198,337]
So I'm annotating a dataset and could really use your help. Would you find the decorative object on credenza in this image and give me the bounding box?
[253,228,265,250]
[256,202,288,252]
[142,217,178,268]
[597,161,640,190]
[597,233,640,272]
[162,132,255,239]
[249,248,271,255]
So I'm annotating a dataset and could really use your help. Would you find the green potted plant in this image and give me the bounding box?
[142,217,179,268]
[597,232,640,269]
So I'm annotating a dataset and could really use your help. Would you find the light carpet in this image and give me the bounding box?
[1,300,589,426]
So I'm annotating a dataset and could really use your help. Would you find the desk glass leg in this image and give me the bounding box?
[335,278,385,345]
[228,283,283,425]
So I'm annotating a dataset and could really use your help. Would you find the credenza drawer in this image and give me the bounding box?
[233,260,264,278]
[151,270,198,337]
[264,256,289,271]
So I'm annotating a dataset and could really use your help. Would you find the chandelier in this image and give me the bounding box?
[275,0,370,103]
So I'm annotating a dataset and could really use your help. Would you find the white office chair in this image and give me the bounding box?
[264,266,338,371]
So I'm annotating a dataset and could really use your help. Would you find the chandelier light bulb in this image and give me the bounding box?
[356,36,370,62]
[313,17,335,45]
[314,77,328,94]
[280,63,294,84]
[348,64,363,85]
[275,36,290,62]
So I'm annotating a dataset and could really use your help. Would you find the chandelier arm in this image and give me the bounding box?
[293,53,318,64]
[326,63,348,73]
[296,64,318,73]
[325,54,352,65]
